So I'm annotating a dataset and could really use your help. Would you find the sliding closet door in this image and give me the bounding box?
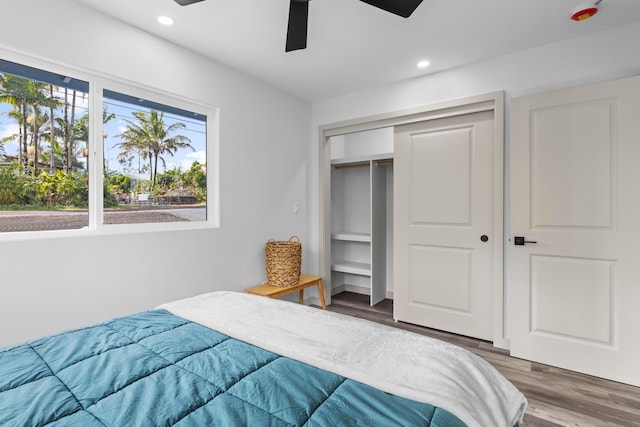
[510,76,640,387]
[394,111,495,341]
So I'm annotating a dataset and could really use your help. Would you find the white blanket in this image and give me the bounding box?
[159,291,527,427]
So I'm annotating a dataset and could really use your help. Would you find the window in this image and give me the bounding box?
[0,57,215,235]
[0,59,90,232]
[101,90,207,226]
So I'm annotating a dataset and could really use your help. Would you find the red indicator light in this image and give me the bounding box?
[571,7,598,21]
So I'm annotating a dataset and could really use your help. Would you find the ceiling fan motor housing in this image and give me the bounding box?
[174,0,205,6]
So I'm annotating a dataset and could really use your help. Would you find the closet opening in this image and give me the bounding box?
[329,128,394,306]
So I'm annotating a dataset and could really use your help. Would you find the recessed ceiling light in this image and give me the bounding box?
[158,16,174,26]
[417,60,430,69]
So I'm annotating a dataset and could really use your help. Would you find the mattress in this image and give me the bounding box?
[0,291,527,426]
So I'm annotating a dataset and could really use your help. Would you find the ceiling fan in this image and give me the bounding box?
[173,0,424,52]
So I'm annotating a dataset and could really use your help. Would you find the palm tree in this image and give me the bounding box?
[61,88,77,173]
[26,105,48,176]
[47,84,61,173]
[0,74,32,169]
[2,107,25,160]
[0,75,53,173]
[0,74,58,172]
[115,134,149,175]
[27,85,58,176]
[116,110,193,189]
[75,108,116,174]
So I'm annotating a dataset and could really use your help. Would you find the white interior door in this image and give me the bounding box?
[510,76,640,387]
[394,111,495,341]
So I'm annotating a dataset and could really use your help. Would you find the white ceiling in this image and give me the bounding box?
[73,0,640,102]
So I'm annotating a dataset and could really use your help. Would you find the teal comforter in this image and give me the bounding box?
[0,310,466,426]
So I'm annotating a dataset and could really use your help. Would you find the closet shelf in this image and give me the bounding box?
[330,145,392,306]
[331,153,393,167]
[331,232,372,243]
[331,261,372,276]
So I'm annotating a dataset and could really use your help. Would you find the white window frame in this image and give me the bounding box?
[0,50,220,241]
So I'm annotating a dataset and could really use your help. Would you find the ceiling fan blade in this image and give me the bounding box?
[174,0,205,6]
[360,0,423,18]
[286,0,309,52]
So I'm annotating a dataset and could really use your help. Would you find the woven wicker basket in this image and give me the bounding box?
[265,236,302,287]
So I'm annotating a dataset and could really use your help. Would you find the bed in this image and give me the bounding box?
[0,291,527,426]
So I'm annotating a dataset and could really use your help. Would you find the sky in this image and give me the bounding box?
[102,96,206,177]
[0,82,206,178]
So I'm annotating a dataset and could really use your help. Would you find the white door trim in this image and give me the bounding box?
[318,91,508,348]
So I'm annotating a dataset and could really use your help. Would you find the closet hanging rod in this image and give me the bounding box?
[376,160,393,167]
[334,162,370,170]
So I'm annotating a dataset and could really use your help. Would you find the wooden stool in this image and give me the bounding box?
[245,274,327,309]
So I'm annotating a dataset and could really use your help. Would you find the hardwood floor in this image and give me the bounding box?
[325,292,640,427]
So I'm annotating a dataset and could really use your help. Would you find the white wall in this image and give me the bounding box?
[307,21,640,325]
[0,0,310,347]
